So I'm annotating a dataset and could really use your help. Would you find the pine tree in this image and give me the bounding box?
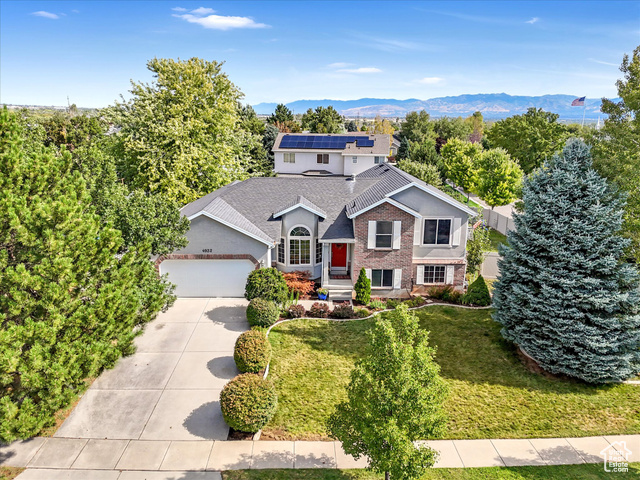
[493,138,640,383]
[328,305,448,480]
[0,109,174,441]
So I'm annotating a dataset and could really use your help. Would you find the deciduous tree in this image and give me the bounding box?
[108,57,259,204]
[440,138,482,200]
[590,46,640,263]
[301,106,343,133]
[400,110,433,144]
[493,139,640,383]
[433,116,472,142]
[486,107,568,173]
[328,305,448,480]
[476,148,522,208]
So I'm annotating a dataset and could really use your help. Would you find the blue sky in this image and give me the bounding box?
[1,1,638,108]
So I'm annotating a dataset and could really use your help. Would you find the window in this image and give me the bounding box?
[315,239,323,264]
[352,156,358,164]
[289,226,311,265]
[283,153,295,163]
[371,269,393,288]
[423,219,452,245]
[374,156,385,164]
[423,265,446,284]
[375,221,393,248]
[317,154,329,164]
[277,239,285,263]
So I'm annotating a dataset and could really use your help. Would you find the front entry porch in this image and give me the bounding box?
[321,242,354,301]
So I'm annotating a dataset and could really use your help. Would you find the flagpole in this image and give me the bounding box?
[581,98,587,127]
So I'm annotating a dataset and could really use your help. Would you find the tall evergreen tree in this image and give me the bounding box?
[0,109,174,441]
[493,138,640,383]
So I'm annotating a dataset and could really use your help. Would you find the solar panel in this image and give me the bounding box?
[279,135,376,149]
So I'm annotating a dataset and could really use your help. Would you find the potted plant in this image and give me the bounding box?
[317,288,328,300]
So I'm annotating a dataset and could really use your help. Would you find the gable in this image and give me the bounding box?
[391,185,474,218]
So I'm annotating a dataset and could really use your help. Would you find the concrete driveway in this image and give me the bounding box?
[55,298,249,441]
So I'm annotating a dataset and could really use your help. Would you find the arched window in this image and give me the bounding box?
[289,226,311,265]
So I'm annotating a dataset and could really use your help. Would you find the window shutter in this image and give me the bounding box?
[367,221,376,249]
[452,218,462,246]
[365,268,372,280]
[393,269,402,289]
[445,265,454,284]
[413,217,422,245]
[392,221,402,249]
[417,265,425,285]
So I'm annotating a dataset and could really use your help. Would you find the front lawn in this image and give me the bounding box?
[264,306,639,440]
[223,463,640,480]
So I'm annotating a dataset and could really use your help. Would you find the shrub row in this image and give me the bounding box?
[246,298,280,327]
[220,373,277,433]
[426,275,491,307]
[234,330,272,374]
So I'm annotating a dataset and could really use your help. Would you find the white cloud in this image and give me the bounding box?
[525,17,539,24]
[172,7,187,12]
[416,77,444,85]
[338,67,382,74]
[71,9,80,14]
[190,7,216,15]
[173,7,269,30]
[31,11,59,19]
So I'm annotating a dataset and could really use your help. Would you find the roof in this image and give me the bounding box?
[181,165,476,244]
[273,133,390,156]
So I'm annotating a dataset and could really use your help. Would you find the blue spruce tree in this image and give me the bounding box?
[493,139,640,383]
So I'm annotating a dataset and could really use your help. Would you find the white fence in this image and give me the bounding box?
[483,208,515,235]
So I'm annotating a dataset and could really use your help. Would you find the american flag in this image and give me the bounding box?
[571,96,586,106]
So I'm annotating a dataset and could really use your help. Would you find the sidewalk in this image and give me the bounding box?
[2,435,637,478]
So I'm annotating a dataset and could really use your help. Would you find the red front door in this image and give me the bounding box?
[331,243,347,268]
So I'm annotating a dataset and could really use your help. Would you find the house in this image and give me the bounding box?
[272,132,391,176]
[156,152,478,299]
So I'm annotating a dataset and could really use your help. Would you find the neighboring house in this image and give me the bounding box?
[272,133,390,176]
[157,159,477,299]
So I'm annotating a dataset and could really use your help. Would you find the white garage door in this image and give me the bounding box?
[159,259,255,297]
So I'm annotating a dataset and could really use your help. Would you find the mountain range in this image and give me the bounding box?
[253,93,613,121]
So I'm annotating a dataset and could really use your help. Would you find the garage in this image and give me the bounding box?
[159,259,255,297]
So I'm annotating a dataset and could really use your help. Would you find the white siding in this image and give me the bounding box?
[274,151,344,175]
[342,155,386,176]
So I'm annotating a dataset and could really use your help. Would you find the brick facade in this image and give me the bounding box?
[352,202,415,290]
[154,254,260,273]
[413,263,466,290]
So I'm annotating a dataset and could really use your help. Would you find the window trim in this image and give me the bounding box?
[317,153,329,164]
[423,265,446,284]
[283,152,296,163]
[371,269,394,288]
[315,239,323,265]
[422,217,453,246]
[374,156,385,164]
[375,221,393,249]
[352,156,358,164]
[277,239,285,264]
[288,225,312,266]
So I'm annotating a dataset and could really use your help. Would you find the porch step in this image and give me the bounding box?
[328,288,353,301]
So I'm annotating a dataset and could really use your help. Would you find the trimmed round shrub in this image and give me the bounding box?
[220,373,277,433]
[234,330,272,374]
[287,304,306,318]
[245,268,288,304]
[462,275,491,306]
[246,298,280,327]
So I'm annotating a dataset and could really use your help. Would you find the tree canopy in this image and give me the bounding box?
[301,106,344,133]
[108,57,265,204]
[0,109,174,441]
[400,110,433,143]
[440,138,482,197]
[433,116,472,142]
[267,103,294,125]
[493,139,640,383]
[486,107,568,174]
[590,46,640,263]
[329,305,448,480]
[475,148,522,208]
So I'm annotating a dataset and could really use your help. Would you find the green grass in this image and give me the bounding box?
[264,306,640,440]
[488,229,508,252]
[223,463,640,480]
[442,186,482,211]
[0,467,25,480]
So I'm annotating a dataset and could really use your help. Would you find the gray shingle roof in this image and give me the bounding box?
[273,195,327,219]
[181,165,474,244]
